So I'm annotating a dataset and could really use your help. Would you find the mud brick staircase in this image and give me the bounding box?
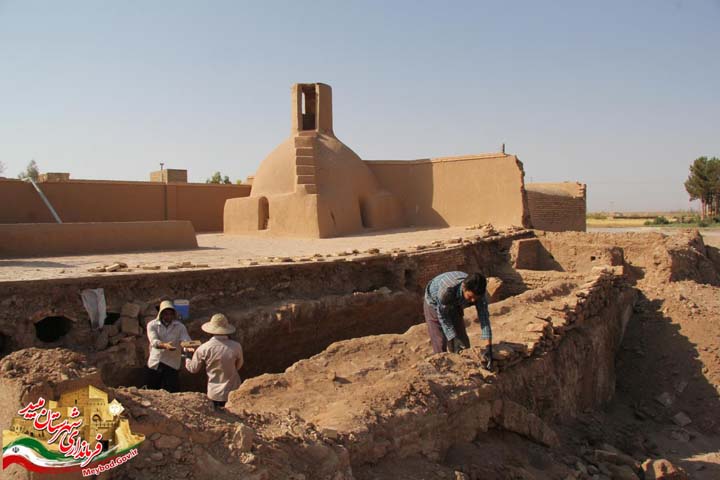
[294,133,318,194]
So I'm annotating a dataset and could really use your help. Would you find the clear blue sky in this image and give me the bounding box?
[1,0,718,211]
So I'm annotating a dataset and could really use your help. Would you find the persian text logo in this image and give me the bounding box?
[2,385,144,475]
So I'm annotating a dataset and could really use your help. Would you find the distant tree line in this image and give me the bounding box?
[205,171,231,184]
[0,160,40,180]
[685,156,720,219]
[18,160,39,181]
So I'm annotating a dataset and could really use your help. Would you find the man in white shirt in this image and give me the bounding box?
[146,300,192,392]
[184,313,243,409]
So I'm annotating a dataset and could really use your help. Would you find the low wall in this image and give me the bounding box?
[365,154,530,228]
[0,221,198,258]
[0,178,250,232]
[526,182,586,232]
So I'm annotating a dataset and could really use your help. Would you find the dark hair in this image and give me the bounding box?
[462,273,486,295]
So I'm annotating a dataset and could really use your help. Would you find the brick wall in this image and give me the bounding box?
[526,182,586,232]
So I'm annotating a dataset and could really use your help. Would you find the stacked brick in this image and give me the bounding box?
[526,182,587,232]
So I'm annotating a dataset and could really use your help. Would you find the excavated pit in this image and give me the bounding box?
[3,228,718,479]
[0,230,535,386]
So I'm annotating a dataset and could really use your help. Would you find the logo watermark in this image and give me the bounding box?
[2,385,144,475]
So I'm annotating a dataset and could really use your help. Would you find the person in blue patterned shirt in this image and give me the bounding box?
[423,271,493,369]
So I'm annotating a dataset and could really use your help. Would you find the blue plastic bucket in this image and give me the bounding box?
[174,299,190,321]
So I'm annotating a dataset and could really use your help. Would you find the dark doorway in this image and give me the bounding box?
[259,197,269,230]
[34,316,73,343]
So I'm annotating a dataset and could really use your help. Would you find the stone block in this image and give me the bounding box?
[94,329,109,351]
[232,424,255,452]
[672,411,691,427]
[641,459,688,479]
[120,316,141,336]
[121,303,141,318]
[106,323,120,337]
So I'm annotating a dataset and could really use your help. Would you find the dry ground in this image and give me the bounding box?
[0,225,483,282]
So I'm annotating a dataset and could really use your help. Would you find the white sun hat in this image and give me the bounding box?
[201,313,236,335]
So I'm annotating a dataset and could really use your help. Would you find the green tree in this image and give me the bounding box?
[17,160,40,181]
[205,171,231,184]
[0,161,5,176]
[684,156,720,219]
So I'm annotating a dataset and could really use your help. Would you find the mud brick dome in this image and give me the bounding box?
[224,83,405,238]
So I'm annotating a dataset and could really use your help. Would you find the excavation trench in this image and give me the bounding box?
[3,229,680,480]
[98,288,426,393]
[1,231,536,391]
[0,266,636,480]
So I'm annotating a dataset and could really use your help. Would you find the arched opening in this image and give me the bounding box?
[259,197,269,230]
[300,85,317,131]
[359,199,369,228]
[34,316,73,343]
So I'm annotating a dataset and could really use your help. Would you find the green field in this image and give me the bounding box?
[587,211,720,229]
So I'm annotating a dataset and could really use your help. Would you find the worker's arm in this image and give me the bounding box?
[184,347,204,374]
[147,322,163,349]
[476,295,492,347]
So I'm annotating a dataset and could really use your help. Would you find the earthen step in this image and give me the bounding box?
[295,147,315,157]
[296,175,316,185]
[295,155,315,166]
[296,165,315,176]
[298,131,317,137]
[294,136,315,148]
[297,184,317,194]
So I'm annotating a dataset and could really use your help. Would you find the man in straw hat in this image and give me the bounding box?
[146,300,193,392]
[184,313,244,408]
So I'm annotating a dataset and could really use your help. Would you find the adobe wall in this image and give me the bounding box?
[0,178,250,232]
[0,221,198,258]
[526,182,586,232]
[365,154,531,228]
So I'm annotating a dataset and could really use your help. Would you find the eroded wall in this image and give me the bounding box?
[365,154,531,228]
[0,178,250,232]
[526,182,586,232]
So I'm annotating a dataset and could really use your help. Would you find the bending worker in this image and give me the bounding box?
[184,314,244,409]
[423,271,493,369]
[146,300,192,392]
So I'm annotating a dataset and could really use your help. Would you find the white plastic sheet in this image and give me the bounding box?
[80,288,107,330]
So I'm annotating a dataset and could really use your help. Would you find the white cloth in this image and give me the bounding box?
[146,319,191,370]
[80,288,107,330]
[185,336,244,402]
